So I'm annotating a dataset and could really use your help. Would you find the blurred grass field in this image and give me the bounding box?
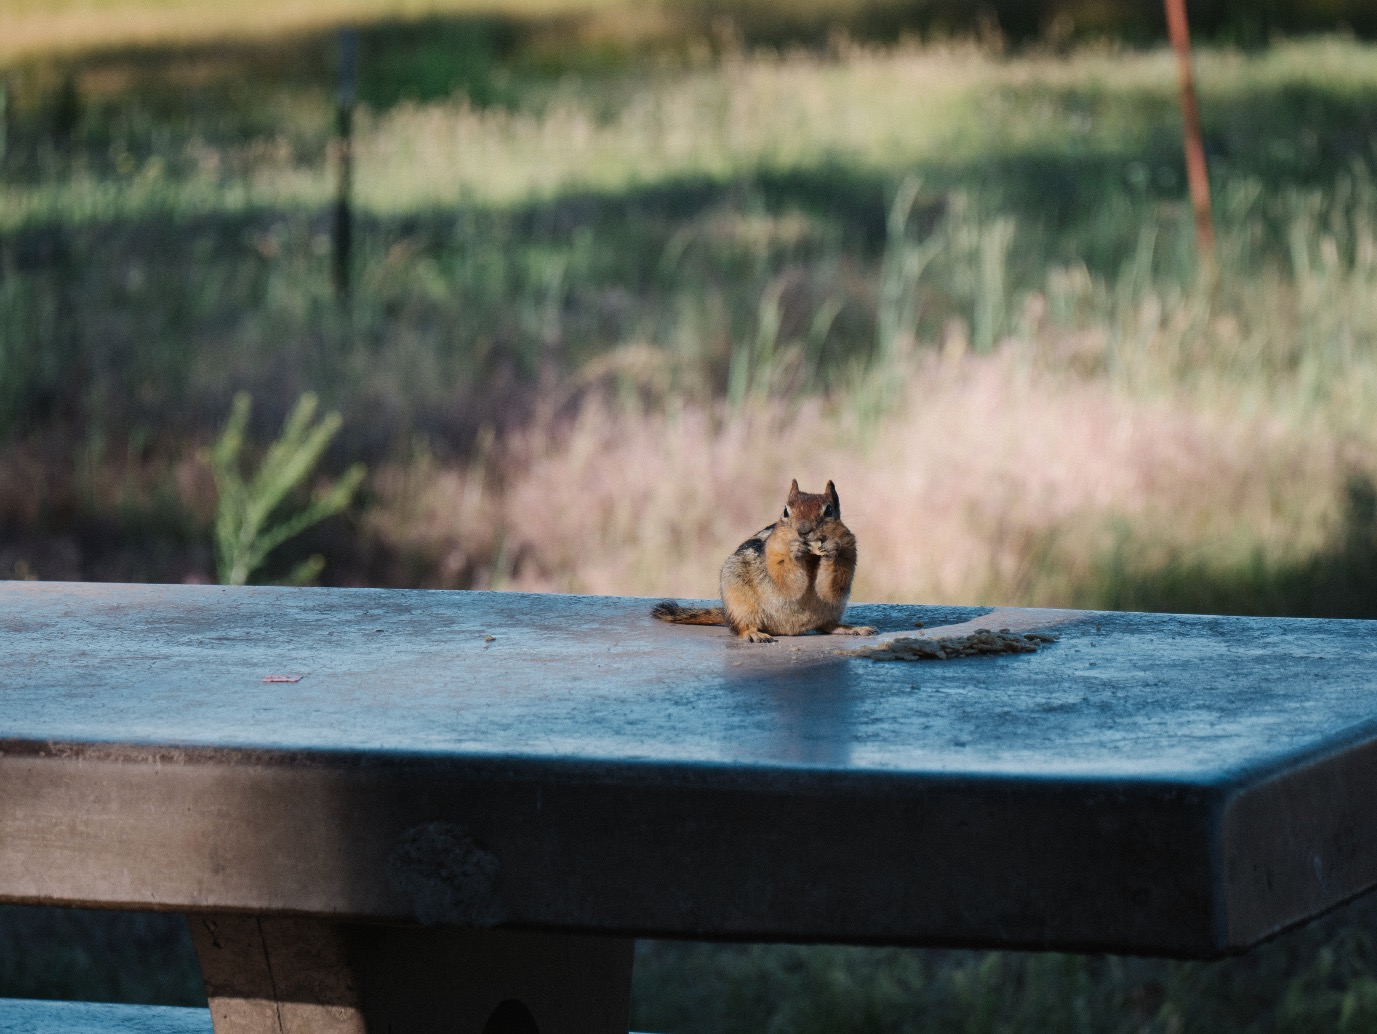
[4,28,1377,612]
[6,7,1377,1031]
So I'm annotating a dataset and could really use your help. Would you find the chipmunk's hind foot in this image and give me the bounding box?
[825,624,878,636]
[740,628,777,643]
[652,601,726,626]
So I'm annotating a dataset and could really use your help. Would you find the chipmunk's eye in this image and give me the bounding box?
[782,507,791,519]
[822,505,834,518]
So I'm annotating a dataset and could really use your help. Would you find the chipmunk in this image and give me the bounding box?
[652,479,876,643]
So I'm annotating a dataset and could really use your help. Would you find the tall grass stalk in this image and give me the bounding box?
[728,276,795,407]
[974,215,1015,353]
[876,176,939,367]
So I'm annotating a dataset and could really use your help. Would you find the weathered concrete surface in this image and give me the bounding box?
[2,582,1377,956]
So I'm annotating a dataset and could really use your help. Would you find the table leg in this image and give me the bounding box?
[187,914,634,1034]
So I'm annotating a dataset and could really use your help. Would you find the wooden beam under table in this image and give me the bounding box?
[189,914,633,1034]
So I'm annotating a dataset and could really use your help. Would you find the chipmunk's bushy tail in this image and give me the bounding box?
[652,601,726,626]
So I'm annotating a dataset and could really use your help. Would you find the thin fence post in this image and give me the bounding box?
[1164,0,1215,263]
[333,27,358,302]
[0,78,8,168]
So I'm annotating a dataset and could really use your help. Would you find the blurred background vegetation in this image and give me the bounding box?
[6,0,1377,1029]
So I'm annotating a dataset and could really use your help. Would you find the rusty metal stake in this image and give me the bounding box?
[1164,0,1214,262]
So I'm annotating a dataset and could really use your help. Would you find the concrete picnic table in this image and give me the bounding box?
[2,581,1376,1034]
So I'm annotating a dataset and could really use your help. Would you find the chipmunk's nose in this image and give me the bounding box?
[796,520,815,536]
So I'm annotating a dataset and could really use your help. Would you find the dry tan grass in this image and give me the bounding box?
[363,439,507,587]
[362,342,1345,606]
[0,339,1349,604]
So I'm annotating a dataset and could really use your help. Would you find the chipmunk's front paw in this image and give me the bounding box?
[831,624,877,636]
[810,538,839,560]
[742,629,777,643]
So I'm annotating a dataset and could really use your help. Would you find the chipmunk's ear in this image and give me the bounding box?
[787,478,801,503]
[825,480,839,513]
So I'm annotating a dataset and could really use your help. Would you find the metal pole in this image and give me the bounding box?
[333,28,358,302]
[1164,0,1215,261]
[0,78,9,168]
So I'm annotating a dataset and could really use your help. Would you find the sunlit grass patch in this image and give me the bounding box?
[0,0,639,64]
[9,38,1377,226]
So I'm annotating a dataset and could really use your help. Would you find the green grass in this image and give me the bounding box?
[7,893,1377,1032]
[5,37,1377,443]
[5,35,1377,597]
[632,894,1377,1034]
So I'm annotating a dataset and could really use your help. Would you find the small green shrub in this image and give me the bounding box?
[209,391,365,586]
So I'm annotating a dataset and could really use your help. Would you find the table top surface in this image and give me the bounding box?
[3,580,1377,956]
[1,580,1374,782]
